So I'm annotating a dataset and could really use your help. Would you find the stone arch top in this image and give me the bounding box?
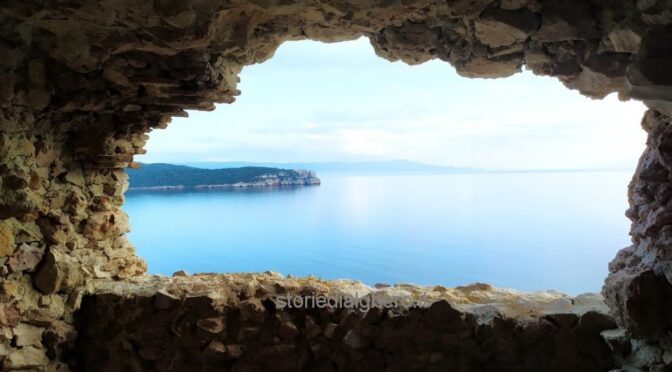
[0,1,670,167]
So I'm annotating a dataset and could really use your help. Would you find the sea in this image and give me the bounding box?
[124,171,633,295]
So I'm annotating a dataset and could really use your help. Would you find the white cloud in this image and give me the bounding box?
[139,38,648,171]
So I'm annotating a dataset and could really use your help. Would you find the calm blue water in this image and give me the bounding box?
[124,171,633,295]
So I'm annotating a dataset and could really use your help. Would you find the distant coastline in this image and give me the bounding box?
[127,163,320,190]
[128,182,320,191]
[176,160,631,175]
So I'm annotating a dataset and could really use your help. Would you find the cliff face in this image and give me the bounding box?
[0,0,671,370]
[245,170,321,188]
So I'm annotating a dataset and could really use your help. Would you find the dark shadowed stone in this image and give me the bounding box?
[631,25,672,86]
[626,33,672,113]
[577,311,618,334]
[239,299,266,322]
[601,328,631,357]
[605,264,672,341]
[342,329,369,349]
[501,0,531,10]
[33,249,83,294]
[278,319,300,339]
[184,295,218,318]
[153,290,180,310]
[424,300,468,331]
[544,313,579,329]
[474,7,540,47]
[33,250,59,294]
[446,0,494,15]
[637,0,672,25]
[196,317,225,334]
[534,0,597,42]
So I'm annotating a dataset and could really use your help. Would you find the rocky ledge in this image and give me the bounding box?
[88,272,608,320]
[69,273,631,371]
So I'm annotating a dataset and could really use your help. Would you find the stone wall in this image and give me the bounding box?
[603,110,672,359]
[0,123,147,369]
[0,0,671,370]
[73,274,622,372]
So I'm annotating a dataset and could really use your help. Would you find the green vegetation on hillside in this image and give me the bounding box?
[127,163,308,188]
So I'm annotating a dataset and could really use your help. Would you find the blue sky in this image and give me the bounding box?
[139,37,648,170]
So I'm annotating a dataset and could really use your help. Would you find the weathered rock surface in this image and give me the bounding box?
[0,0,671,370]
[73,273,620,372]
[605,111,672,338]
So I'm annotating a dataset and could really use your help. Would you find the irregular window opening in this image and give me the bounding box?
[126,38,646,295]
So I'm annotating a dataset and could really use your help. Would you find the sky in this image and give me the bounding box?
[138,37,648,171]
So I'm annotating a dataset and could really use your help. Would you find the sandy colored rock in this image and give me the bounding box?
[474,8,539,48]
[64,169,86,187]
[0,280,18,302]
[34,248,84,295]
[88,273,610,319]
[13,323,44,347]
[7,244,44,273]
[0,221,14,257]
[3,346,49,370]
[0,304,20,327]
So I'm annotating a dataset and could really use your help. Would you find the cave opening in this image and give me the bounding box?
[126,38,647,295]
[2,1,672,370]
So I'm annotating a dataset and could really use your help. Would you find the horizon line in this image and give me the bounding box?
[137,161,634,174]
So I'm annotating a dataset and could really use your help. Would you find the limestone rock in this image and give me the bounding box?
[7,244,44,273]
[105,256,147,279]
[0,221,14,257]
[2,346,49,370]
[0,280,18,303]
[564,57,628,99]
[205,339,227,355]
[33,248,84,295]
[474,8,539,48]
[604,21,646,54]
[0,304,20,327]
[13,323,44,347]
[64,169,85,187]
[534,0,596,42]
[43,320,77,360]
[457,55,523,78]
